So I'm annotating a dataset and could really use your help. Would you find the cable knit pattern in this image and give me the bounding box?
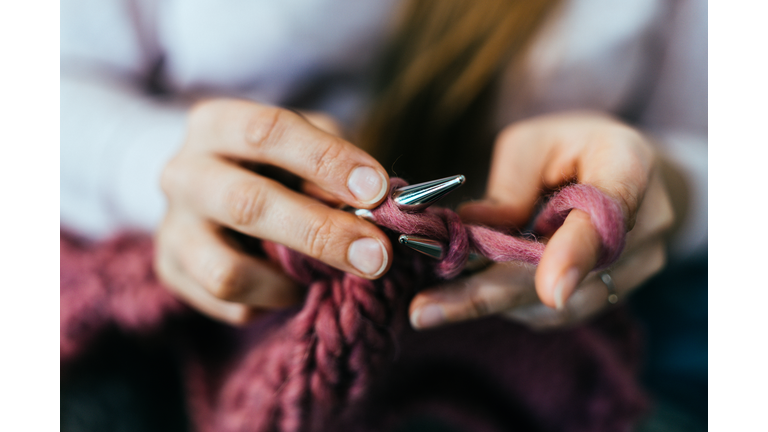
[60,180,640,432]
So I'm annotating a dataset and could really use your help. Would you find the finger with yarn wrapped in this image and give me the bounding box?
[534,208,602,310]
[371,179,627,279]
[194,179,629,432]
[533,184,625,269]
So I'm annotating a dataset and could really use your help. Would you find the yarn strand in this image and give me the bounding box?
[368,178,625,278]
[60,178,628,432]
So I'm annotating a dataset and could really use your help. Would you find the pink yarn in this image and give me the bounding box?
[60,179,631,432]
[60,232,185,361]
[533,183,626,269]
[366,179,624,278]
[187,179,627,431]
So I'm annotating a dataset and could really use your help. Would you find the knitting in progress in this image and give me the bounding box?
[61,180,646,432]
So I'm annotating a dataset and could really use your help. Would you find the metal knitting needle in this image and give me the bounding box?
[398,235,444,259]
[392,174,466,212]
[398,234,490,271]
[348,174,466,221]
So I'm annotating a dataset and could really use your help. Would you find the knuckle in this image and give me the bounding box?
[303,213,336,260]
[226,313,254,327]
[648,243,668,276]
[466,288,493,319]
[187,100,214,125]
[226,181,268,227]
[187,99,228,133]
[153,251,183,294]
[609,179,641,230]
[153,253,172,286]
[159,156,184,198]
[308,139,345,181]
[497,123,528,150]
[206,259,245,301]
[610,126,653,174]
[244,106,291,153]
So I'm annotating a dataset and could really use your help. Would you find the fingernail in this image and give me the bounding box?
[554,268,580,310]
[410,304,446,329]
[348,237,387,276]
[348,167,387,205]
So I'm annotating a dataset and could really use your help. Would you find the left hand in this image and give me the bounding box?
[408,111,675,330]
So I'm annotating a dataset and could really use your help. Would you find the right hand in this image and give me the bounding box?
[155,99,392,325]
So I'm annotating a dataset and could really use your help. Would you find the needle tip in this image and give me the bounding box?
[398,234,444,259]
[393,174,466,211]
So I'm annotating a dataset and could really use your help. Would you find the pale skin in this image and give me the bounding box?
[156,99,393,324]
[155,99,676,329]
[410,112,676,330]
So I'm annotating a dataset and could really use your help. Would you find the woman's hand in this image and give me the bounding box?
[155,99,393,325]
[409,111,675,330]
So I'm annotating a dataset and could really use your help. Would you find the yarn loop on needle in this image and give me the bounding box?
[61,177,628,432]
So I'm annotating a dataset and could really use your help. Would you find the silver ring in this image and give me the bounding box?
[600,272,619,304]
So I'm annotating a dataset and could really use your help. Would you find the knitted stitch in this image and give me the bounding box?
[61,180,635,432]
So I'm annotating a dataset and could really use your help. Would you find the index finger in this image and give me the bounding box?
[534,209,601,310]
[189,100,389,209]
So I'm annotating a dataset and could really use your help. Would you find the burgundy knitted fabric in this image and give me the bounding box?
[60,181,644,432]
[60,231,185,361]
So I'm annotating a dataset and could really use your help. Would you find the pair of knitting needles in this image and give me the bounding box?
[351,174,466,260]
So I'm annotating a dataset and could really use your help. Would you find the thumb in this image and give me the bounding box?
[408,263,540,329]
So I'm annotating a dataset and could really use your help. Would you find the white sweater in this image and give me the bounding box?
[61,0,707,259]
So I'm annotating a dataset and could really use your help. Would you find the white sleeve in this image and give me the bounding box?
[640,0,707,260]
[61,0,188,239]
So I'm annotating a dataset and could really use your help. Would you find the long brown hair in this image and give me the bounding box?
[360,0,560,191]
